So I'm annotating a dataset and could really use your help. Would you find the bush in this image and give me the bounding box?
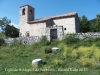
[42,46,52,53]
[44,46,52,53]
[39,36,50,46]
[63,34,80,45]
[58,43,66,50]
[10,39,21,47]
[50,39,60,46]
[52,58,63,66]
[5,25,19,38]
[71,50,78,59]
[0,38,5,46]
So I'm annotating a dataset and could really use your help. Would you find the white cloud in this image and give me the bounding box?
[10,23,19,29]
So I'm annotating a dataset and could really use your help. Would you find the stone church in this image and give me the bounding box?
[19,5,79,41]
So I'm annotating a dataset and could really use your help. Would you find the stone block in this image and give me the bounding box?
[52,47,59,52]
[32,59,42,66]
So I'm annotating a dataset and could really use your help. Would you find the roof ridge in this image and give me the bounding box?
[28,12,77,24]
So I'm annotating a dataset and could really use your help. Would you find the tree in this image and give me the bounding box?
[96,14,100,32]
[5,25,19,38]
[0,17,11,32]
[0,17,19,38]
[89,23,97,32]
[79,15,90,33]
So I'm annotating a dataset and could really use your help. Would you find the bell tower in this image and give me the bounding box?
[19,5,34,37]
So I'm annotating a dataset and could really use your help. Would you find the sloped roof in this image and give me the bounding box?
[28,12,77,24]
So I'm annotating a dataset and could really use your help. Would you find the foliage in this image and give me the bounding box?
[58,42,66,50]
[5,25,19,38]
[52,58,63,66]
[79,15,90,33]
[1,37,100,75]
[79,14,100,32]
[10,39,21,47]
[95,14,100,32]
[63,34,80,45]
[0,17,11,32]
[44,46,52,53]
[39,36,50,46]
[0,33,5,38]
[0,33,6,46]
[71,50,78,59]
[0,38,5,46]
[0,17,19,38]
[50,39,60,46]
[89,23,98,32]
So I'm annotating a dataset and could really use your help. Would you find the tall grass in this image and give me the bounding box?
[1,34,100,75]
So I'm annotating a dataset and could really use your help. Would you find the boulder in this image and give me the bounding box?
[52,47,59,52]
[32,59,42,66]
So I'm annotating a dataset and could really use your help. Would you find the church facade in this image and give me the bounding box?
[19,5,79,41]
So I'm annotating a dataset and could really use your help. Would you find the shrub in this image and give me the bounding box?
[78,57,90,67]
[10,39,21,47]
[39,36,50,46]
[63,46,69,58]
[52,58,63,66]
[79,38,94,47]
[63,34,79,45]
[78,57,97,67]
[58,43,66,50]
[76,45,100,67]
[44,46,52,53]
[78,46,95,58]
[71,50,78,59]
[0,38,5,46]
[50,39,60,46]
[93,48,100,61]
[95,41,100,48]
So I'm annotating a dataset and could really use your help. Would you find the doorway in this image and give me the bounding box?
[50,29,57,41]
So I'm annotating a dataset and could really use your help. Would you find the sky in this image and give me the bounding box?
[0,0,100,28]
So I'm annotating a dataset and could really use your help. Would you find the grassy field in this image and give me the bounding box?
[0,35,100,75]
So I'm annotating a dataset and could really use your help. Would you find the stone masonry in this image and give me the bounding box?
[19,5,79,41]
[4,32,100,45]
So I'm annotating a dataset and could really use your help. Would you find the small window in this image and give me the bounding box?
[26,31,29,37]
[30,10,32,14]
[22,8,25,15]
[64,28,66,30]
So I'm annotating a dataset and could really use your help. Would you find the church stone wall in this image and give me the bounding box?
[53,17,76,34]
[30,22,46,36]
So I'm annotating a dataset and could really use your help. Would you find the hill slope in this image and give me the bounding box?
[0,36,100,75]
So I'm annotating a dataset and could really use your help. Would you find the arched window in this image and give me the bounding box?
[22,8,25,15]
[30,10,32,14]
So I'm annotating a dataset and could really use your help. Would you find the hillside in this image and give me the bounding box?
[0,36,100,75]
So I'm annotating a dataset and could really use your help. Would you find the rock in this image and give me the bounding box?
[32,59,42,66]
[52,47,59,52]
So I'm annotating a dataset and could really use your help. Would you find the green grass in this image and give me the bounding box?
[0,35,100,75]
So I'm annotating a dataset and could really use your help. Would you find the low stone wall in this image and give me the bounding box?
[75,32,100,39]
[4,32,100,45]
[64,32,100,39]
[4,36,41,45]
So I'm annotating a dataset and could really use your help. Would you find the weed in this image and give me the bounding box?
[52,58,63,66]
